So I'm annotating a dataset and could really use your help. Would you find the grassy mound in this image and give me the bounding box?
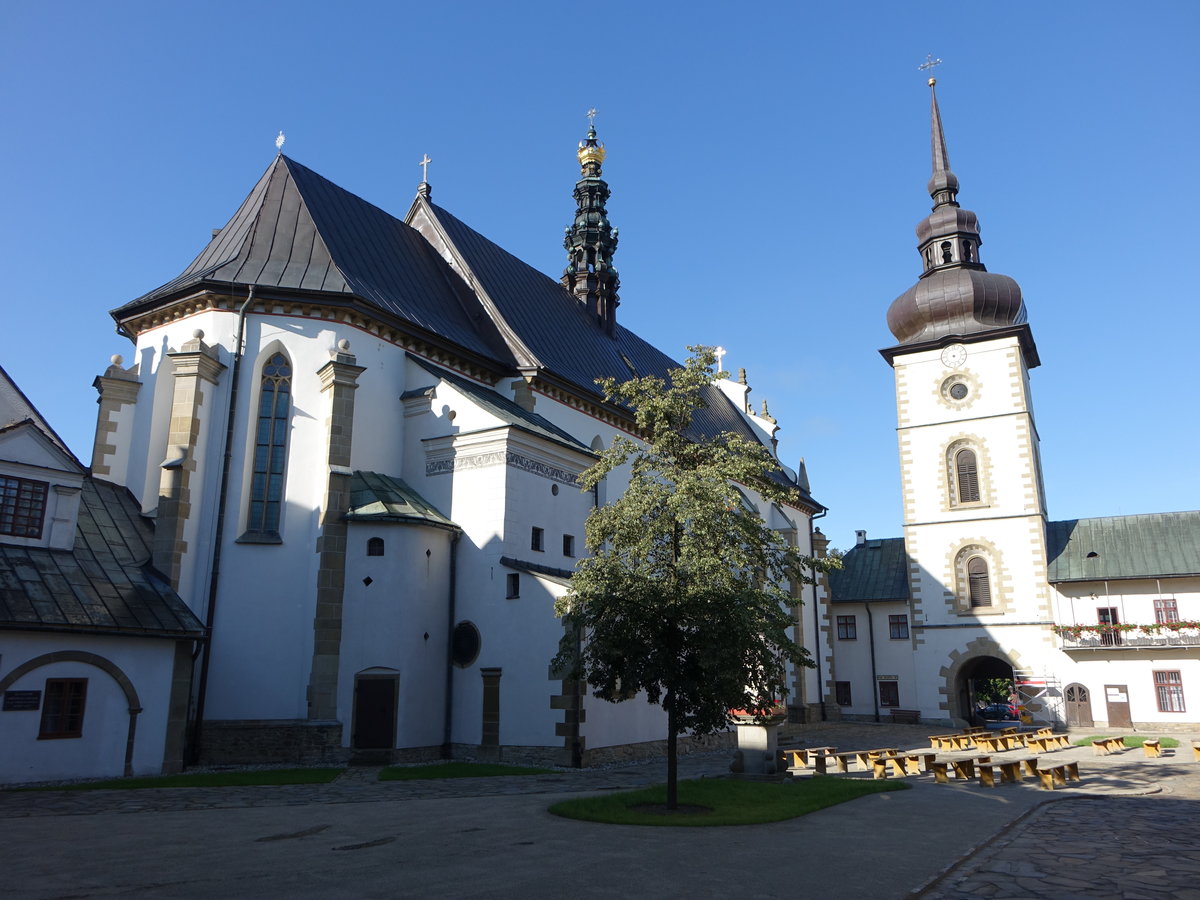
[1073,735,1180,749]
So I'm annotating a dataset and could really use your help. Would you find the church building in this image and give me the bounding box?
[824,79,1200,732]
[0,120,822,782]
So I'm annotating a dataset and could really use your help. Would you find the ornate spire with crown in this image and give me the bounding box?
[562,109,621,333]
[886,77,1026,345]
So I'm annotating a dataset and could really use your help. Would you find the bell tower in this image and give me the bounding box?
[882,77,1054,719]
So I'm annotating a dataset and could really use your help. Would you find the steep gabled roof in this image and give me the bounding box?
[828,538,910,603]
[1046,512,1200,582]
[114,156,511,365]
[420,202,818,504]
[0,365,81,466]
[0,479,203,638]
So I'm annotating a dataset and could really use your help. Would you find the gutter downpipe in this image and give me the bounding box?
[442,531,460,758]
[189,287,255,765]
[809,508,827,722]
[866,603,880,723]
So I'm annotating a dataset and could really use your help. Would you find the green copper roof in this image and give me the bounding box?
[1046,512,1200,582]
[827,538,910,603]
[345,471,458,530]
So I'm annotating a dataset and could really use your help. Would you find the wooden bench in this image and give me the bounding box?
[889,708,921,724]
[833,748,897,773]
[1142,739,1162,758]
[978,757,1040,786]
[873,751,937,778]
[1192,741,1200,762]
[1027,733,1071,753]
[1092,736,1126,755]
[1036,761,1080,790]
[782,746,837,769]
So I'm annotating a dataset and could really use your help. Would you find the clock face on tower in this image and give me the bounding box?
[940,344,967,368]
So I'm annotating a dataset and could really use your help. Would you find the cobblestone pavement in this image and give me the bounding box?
[3,722,1198,899]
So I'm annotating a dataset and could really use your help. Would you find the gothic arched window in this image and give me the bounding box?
[967,557,992,608]
[956,449,980,503]
[248,352,292,536]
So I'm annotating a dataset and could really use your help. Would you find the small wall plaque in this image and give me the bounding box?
[3,690,42,711]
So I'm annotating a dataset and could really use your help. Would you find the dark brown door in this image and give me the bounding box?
[1104,684,1132,728]
[353,676,397,749]
[1065,683,1094,728]
[1098,607,1122,646]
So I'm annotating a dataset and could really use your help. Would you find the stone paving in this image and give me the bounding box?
[3,722,1198,899]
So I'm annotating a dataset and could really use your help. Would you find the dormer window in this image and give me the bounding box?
[0,475,48,538]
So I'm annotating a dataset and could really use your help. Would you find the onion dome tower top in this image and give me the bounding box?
[562,109,621,334]
[886,78,1027,345]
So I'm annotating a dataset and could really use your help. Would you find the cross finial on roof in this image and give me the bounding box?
[918,54,942,86]
[419,153,432,183]
[714,346,727,371]
[275,130,286,153]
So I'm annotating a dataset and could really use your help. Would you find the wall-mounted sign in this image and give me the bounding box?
[3,690,42,711]
[876,675,898,681]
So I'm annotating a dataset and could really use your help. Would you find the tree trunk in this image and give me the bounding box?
[666,694,678,810]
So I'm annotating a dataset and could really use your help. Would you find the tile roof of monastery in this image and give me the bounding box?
[827,537,910,603]
[0,479,204,638]
[1045,512,1200,582]
[113,155,818,509]
[345,471,458,530]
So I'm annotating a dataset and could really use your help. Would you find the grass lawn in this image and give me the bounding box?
[549,776,909,826]
[14,768,343,791]
[379,762,558,781]
[1073,735,1180,749]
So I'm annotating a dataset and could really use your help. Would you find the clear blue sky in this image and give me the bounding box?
[3,1,1197,547]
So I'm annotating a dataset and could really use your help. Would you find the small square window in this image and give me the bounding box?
[39,678,87,739]
[836,615,857,640]
[879,681,899,708]
[531,527,544,552]
[506,573,520,599]
[835,681,852,707]
[888,614,909,640]
[562,534,575,557]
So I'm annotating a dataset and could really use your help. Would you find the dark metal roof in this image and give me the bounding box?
[827,538,911,603]
[115,157,511,365]
[425,203,818,503]
[0,479,204,638]
[409,355,591,453]
[0,365,82,466]
[500,555,575,582]
[1046,512,1200,582]
[345,471,458,530]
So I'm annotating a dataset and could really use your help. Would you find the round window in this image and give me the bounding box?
[949,382,969,400]
[451,621,481,667]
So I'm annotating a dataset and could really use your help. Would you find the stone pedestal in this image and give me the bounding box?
[730,720,782,775]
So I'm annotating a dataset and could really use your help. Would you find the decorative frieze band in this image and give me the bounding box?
[427,449,580,486]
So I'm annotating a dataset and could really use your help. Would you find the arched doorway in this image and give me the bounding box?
[956,655,1015,725]
[1064,683,1094,728]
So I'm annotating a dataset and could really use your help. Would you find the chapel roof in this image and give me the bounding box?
[345,471,458,530]
[0,478,204,638]
[827,537,910,603]
[1046,512,1200,582]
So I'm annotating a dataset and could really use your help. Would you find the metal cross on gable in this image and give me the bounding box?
[919,54,943,79]
[419,153,432,182]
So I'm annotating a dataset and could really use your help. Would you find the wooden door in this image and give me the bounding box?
[1104,684,1132,728]
[1098,607,1121,646]
[353,676,398,749]
[1065,683,1094,728]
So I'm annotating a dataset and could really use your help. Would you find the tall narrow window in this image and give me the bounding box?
[955,449,980,503]
[967,557,991,608]
[249,353,292,536]
[1098,607,1121,646]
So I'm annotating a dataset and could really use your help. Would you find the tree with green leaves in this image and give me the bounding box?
[553,347,837,808]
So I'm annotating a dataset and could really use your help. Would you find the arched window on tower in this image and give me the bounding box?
[967,557,992,608]
[962,240,974,262]
[247,352,292,537]
[956,449,980,503]
[940,241,953,264]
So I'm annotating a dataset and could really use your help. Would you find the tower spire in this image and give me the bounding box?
[562,109,620,334]
[885,74,1027,345]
